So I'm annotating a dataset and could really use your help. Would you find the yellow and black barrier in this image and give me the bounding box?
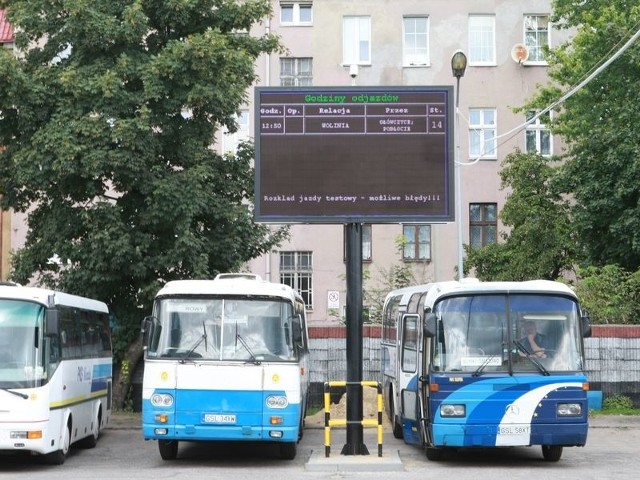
[323,380,383,457]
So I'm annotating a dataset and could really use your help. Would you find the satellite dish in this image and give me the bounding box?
[511,43,529,63]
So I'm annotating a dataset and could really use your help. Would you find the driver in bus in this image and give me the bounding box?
[519,320,548,358]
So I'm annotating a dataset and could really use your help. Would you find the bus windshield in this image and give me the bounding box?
[432,294,584,374]
[147,297,299,362]
[0,300,47,389]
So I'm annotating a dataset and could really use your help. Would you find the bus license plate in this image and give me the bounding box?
[202,413,236,424]
[498,425,530,435]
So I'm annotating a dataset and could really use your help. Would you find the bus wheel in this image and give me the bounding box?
[158,440,179,460]
[392,416,403,439]
[425,446,445,461]
[388,393,403,439]
[541,445,563,462]
[45,422,71,465]
[279,442,297,460]
[78,410,101,448]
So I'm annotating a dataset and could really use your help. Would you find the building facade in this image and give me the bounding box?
[243,1,570,324]
[1,3,569,311]
[0,9,16,280]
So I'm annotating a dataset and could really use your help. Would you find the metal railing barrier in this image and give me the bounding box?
[322,380,383,457]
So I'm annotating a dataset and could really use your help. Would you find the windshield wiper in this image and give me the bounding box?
[514,339,549,376]
[1,388,28,399]
[236,334,261,365]
[180,322,207,363]
[472,355,497,377]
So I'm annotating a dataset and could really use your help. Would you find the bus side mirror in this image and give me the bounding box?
[581,311,592,338]
[292,314,304,347]
[46,309,59,336]
[141,316,153,345]
[424,313,437,338]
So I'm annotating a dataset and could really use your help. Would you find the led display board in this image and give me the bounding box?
[254,86,454,223]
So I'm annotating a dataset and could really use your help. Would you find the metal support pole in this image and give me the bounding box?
[341,222,368,455]
[455,75,464,280]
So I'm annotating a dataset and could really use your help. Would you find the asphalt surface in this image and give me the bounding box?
[107,411,640,472]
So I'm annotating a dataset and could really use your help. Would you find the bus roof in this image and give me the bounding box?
[155,274,303,304]
[384,279,578,310]
[0,284,109,313]
[427,279,577,298]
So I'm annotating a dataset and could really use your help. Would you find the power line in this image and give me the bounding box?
[458,23,640,166]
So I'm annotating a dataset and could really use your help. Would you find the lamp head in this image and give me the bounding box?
[451,50,467,79]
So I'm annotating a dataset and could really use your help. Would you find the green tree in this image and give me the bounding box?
[363,235,422,324]
[465,150,576,281]
[575,265,640,324]
[0,0,287,406]
[527,1,640,270]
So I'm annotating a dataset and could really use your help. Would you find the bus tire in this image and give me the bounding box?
[392,416,403,439]
[45,421,71,465]
[158,440,179,460]
[78,409,101,449]
[425,446,445,461]
[541,445,563,462]
[279,442,297,460]
[387,388,403,439]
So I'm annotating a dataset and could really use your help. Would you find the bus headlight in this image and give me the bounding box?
[266,395,288,409]
[440,404,466,417]
[557,403,582,416]
[151,393,174,407]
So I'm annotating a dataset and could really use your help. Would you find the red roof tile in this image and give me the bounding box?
[1,9,15,44]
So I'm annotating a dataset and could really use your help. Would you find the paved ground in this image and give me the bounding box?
[108,411,640,472]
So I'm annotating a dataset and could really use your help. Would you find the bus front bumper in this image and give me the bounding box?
[431,422,588,448]
[142,423,299,443]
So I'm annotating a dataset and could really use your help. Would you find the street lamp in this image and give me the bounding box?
[451,50,467,280]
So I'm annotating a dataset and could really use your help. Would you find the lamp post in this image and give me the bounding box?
[451,50,467,280]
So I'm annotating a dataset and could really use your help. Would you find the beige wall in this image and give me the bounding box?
[3,1,571,316]
[249,1,572,323]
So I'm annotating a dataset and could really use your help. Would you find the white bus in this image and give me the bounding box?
[381,279,592,461]
[141,274,310,460]
[0,284,112,464]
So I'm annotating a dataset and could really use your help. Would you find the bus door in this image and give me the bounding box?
[398,314,422,445]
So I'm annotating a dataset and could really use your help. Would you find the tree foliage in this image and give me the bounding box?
[0,1,288,356]
[465,150,576,281]
[575,265,640,324]
[527,0,640,270]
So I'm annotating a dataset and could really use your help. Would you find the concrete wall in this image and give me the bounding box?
[308,325,640,408]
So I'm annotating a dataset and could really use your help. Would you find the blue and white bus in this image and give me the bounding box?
[381,279,591,461]
[0,284,112,464]
[141,274,310,460]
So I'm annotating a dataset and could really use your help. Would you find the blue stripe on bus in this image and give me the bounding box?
[401,373,588,448]
[142,389,301,443]
[428,374,588,447]
[91,363,112,393]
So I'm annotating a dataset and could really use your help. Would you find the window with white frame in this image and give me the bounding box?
[279,251,313,309]
[469,108,497,159]
[222,110,250,154]
[469,203,497,248]
[280,2,313,26]
[524,15,549,63]
[343,224,372,261]
[280,57,313,86]
[469,15,495,65]
[525,110,552,156]
[402,225,431,261]
[343,16,371,65]
[403,16,429,66]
